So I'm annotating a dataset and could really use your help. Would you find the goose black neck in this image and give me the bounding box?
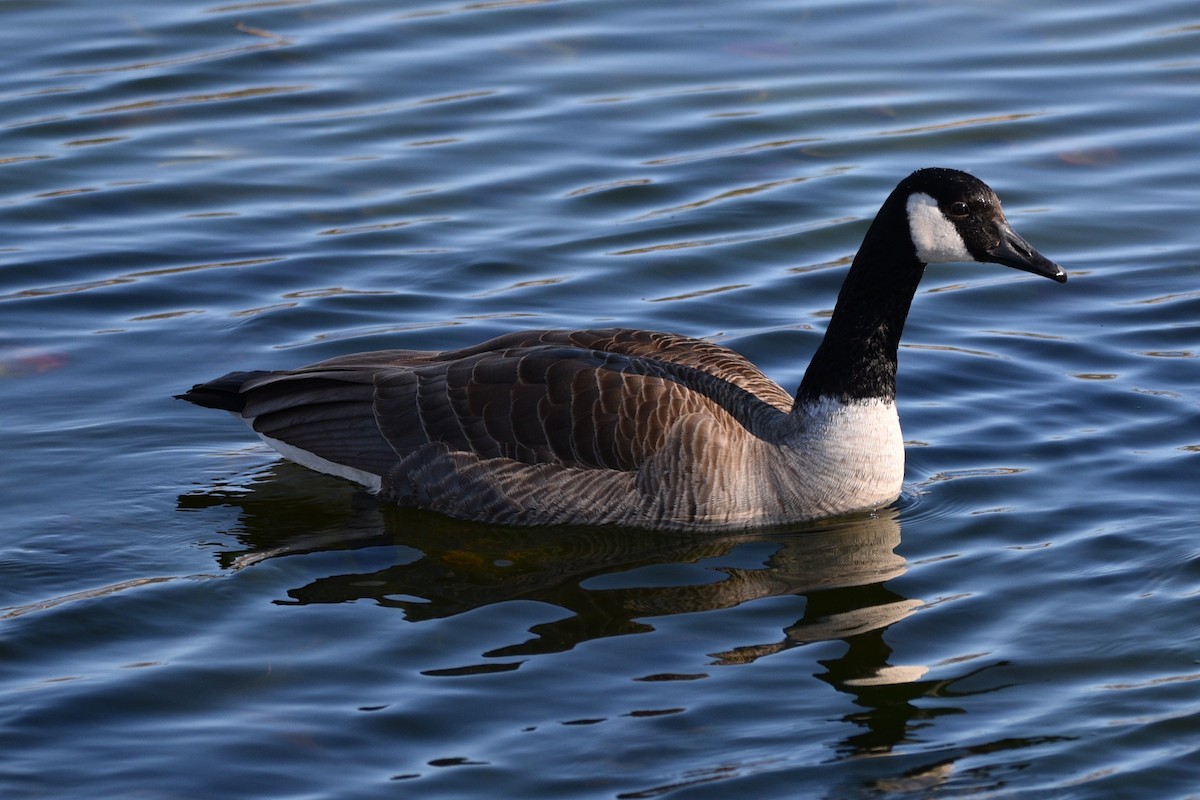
[796,194,926,406]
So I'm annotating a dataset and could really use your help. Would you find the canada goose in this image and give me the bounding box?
[179,168,1066,531]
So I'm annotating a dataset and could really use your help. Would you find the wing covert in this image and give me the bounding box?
[373,343,771,472]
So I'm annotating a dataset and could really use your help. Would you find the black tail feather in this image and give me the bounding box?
[176,371,269,413]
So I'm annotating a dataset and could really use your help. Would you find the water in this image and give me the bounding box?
[2,0,1198,797]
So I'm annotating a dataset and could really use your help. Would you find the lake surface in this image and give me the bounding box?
[2,0,1198,797]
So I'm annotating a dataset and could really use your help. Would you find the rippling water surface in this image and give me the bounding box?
[3,1,1199,797]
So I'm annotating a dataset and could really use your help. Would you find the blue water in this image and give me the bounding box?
[2,0,1199,797]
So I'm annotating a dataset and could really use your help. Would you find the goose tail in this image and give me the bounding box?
[175,371,268,413]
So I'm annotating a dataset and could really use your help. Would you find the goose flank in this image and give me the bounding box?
[179,168,1067,531]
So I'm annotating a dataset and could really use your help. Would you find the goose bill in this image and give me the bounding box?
[987,222,1067,283]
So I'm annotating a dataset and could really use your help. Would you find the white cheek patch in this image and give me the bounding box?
[906,192,975,264]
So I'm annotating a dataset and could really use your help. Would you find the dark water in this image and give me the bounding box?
[3,1,1199,797]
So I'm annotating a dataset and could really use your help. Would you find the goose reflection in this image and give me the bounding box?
[181,463,911,655]
[180,462,1004,760]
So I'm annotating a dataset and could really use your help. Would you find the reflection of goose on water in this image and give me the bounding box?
[183,471,1005,762]
[180,468,911,665]
[180,169,1065,530]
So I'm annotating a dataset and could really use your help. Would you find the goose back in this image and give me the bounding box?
[208,328,794,486]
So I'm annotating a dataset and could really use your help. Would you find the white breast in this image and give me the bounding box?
[781,396,905,514]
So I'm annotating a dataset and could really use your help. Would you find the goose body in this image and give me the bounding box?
[180,168,1066,531]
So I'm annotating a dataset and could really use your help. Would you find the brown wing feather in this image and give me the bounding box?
[184,328,790,477]
[440,329,793,413]
[232,369,399,476]
[373,346,716,471]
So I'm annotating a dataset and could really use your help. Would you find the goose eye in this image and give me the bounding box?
[946,201,970,218]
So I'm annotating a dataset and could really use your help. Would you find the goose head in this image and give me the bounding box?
[798,168,1066,405]
[901,167,1067,283]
